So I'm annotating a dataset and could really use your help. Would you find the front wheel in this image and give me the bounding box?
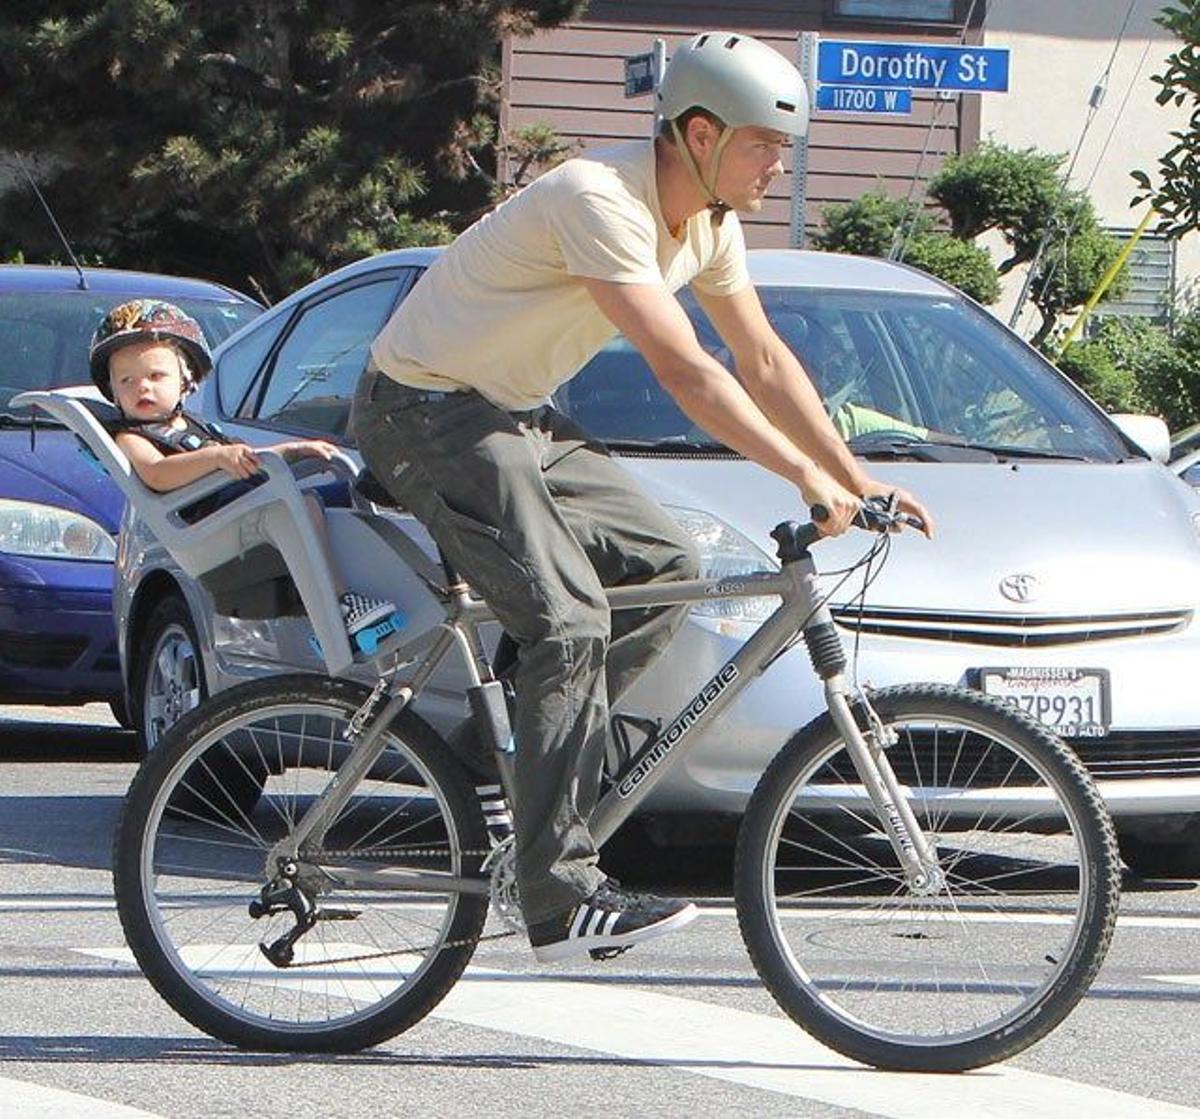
[735,684,1120,1072]
[113,674,490,1052]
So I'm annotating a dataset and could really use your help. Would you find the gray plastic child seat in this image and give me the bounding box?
[14,386,363,677]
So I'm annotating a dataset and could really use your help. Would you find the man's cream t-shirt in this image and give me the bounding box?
[370,140,750,411]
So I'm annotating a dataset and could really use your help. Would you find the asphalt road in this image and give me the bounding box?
[0,703,1197,1119]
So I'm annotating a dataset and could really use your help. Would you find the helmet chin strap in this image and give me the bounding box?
[669,120,734,222]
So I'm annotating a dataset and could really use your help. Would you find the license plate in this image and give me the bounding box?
[977,667,1110,738]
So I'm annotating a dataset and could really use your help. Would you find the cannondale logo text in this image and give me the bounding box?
[616,663,739,798]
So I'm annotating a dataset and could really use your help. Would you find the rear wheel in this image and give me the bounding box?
[735,684,1121,1072]
[113,674,490,1052]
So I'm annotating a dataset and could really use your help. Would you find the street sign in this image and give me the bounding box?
[625,51,657,97]
[817,39,1009,92]
[815,85,912,115]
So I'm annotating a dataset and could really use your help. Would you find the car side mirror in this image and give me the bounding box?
[1109,413,1171,463]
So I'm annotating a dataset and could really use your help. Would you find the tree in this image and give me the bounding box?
[1026,200,1129,348]
[1131,0,1200,237]
[0,1,585,300]
[928,141,1066,273]
[814,143,1128,336]
[813,190,1001,305]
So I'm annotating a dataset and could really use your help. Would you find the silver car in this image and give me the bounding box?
[115,248,1200,877]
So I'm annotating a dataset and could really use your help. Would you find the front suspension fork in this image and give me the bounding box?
[825,677,944,894]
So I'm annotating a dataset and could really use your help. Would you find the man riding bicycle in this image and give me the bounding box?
[352,31,933,964]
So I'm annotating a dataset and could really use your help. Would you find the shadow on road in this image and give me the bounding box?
[0,714,137,763]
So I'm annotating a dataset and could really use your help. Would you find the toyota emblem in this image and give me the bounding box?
[1000,574,1039,603]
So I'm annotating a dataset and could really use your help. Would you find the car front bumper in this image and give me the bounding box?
[0,555,121,703]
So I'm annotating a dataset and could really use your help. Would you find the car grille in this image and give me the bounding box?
[1069,731,1200,780]
[0,632,87,670]
[830,606,1192,646]
[825,728,1200,784]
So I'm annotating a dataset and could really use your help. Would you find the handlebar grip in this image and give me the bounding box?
[810,503,829,523]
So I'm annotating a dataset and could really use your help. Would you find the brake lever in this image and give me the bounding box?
[813,494,922,534]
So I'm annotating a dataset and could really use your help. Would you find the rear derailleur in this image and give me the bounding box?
[248,855,360,968]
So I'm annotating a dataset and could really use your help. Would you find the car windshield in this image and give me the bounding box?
[0,291,260,421]
[554,286,1129,462]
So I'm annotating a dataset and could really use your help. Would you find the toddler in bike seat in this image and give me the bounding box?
[90,298,397,644]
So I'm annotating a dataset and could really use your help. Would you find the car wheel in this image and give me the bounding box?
[1117,827,1200,879]
[135,596,206,754]
[108,697,136,730]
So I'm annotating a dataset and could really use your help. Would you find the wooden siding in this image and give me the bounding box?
[502,3,984,247]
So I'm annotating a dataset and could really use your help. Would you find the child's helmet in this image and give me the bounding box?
[89,299,213,400]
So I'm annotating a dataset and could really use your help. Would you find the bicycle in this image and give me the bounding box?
[112,496,1121,1072]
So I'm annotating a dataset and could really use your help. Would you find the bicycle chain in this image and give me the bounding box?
[268,845,516,970]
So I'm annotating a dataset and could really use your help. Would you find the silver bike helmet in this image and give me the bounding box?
[657,32,810,213]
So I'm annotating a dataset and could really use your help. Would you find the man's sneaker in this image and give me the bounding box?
[528,881,698,963]
[339,591,396,636]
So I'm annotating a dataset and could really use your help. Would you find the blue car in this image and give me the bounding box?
[0,265,261,717]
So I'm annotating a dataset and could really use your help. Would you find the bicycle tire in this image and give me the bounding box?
[735,683,1120,1072]
[113,674,490,1052]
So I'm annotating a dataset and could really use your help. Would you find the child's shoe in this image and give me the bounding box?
[339,591,397,637]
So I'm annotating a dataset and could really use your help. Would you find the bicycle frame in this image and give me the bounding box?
[279,541,943,896]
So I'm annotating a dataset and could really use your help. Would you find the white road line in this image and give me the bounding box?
[79,946,1199,1118]
[0,1074,164,1118]
[17,894,1200,932]
[433,972,1200,1118]
[1147,974,1200,988]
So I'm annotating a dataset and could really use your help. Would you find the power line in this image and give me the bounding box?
[1008,0,1141,328]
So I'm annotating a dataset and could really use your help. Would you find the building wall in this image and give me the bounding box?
[502,1,981,247]
[974,0,1195,326]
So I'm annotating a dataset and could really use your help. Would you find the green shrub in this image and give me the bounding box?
[1053,316,1200,424]
[813,190,932,257]
[1144,310,1200,428]
[902,234,1001,305]
[1055,336,1146,413]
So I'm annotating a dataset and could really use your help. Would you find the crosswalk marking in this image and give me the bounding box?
[1147,973,1200,988]
[79,946,1200,1118]
[0,1074,164,1118]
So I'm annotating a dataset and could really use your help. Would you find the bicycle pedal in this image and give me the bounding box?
[588,946,632,962]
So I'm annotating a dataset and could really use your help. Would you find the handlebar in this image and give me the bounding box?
[771,494,925,560]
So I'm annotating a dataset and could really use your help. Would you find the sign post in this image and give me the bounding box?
[791,32,819,249]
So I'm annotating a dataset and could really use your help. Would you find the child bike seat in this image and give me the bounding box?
[15,387,365,677]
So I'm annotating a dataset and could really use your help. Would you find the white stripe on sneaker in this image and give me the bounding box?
[586,908,606,937]
[602,911,621,936]
[569,906,591,939]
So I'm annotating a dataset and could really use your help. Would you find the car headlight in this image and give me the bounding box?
[663,505,779,622]
[0,498,116,561]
